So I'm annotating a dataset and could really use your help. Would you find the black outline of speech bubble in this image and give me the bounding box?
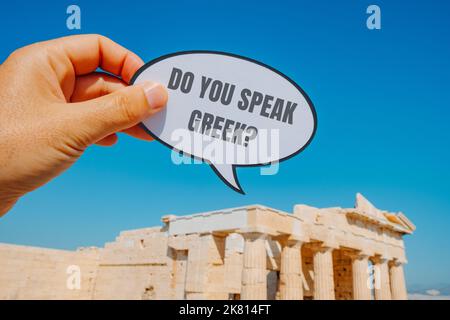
[130,51,317,195]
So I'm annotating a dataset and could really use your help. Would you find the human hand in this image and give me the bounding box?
[0,34,168,216]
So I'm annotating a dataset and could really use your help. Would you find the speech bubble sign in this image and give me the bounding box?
[131,51,316,194]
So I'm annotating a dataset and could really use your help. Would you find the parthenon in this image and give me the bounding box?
[0,193,415,300]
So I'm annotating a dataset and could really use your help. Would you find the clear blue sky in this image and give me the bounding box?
[0,1,449,288]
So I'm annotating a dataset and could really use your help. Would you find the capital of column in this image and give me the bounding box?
[388,259,404,268]
[275,235,303,248]
[371,255,389,265]
[307,242,334,254]
[238,227,272,240]
[346,251,370,261]
[239,232,268,242]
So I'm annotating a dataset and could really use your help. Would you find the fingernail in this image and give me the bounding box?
[139,81,168,110]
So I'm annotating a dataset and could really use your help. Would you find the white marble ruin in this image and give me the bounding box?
[0,193,415,300]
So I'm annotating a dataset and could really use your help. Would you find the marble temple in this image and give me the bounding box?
[0,193,415,300]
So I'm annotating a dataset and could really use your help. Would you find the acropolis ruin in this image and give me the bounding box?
[0,193,415,300]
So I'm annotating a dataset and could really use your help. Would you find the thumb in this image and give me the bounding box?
[73,81,168,146]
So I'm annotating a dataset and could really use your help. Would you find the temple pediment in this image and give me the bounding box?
[344,193,415,234]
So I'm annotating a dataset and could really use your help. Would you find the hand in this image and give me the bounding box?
[0,34,168,216]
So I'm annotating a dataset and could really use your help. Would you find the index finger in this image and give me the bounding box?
[48,34,144,83]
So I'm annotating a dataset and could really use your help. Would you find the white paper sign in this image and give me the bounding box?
[131,51,317,194]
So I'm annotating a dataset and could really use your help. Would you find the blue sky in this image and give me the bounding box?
[0,1,449,287]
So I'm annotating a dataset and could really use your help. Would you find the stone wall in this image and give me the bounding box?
[333,250,353,300]
[93,227,173,300]
[0,243,99,299]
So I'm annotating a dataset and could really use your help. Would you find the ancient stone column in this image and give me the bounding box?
[389,260,408,300]
[350,253,371,300]
[312,245,335,300]
[241,232,268,300]
[372,257,392,300]
[185,233,226,299]
[172,249,188,300]
[279,239,303,300]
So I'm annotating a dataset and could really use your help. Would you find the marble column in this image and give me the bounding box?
[372,257,392,300]
[172,249,188,299]
[279,239,303,300]
[350,253,371,300]
[312,245,335,300]
[241,232,268,300]
[185,233,226,299]
[389,260,408,300]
